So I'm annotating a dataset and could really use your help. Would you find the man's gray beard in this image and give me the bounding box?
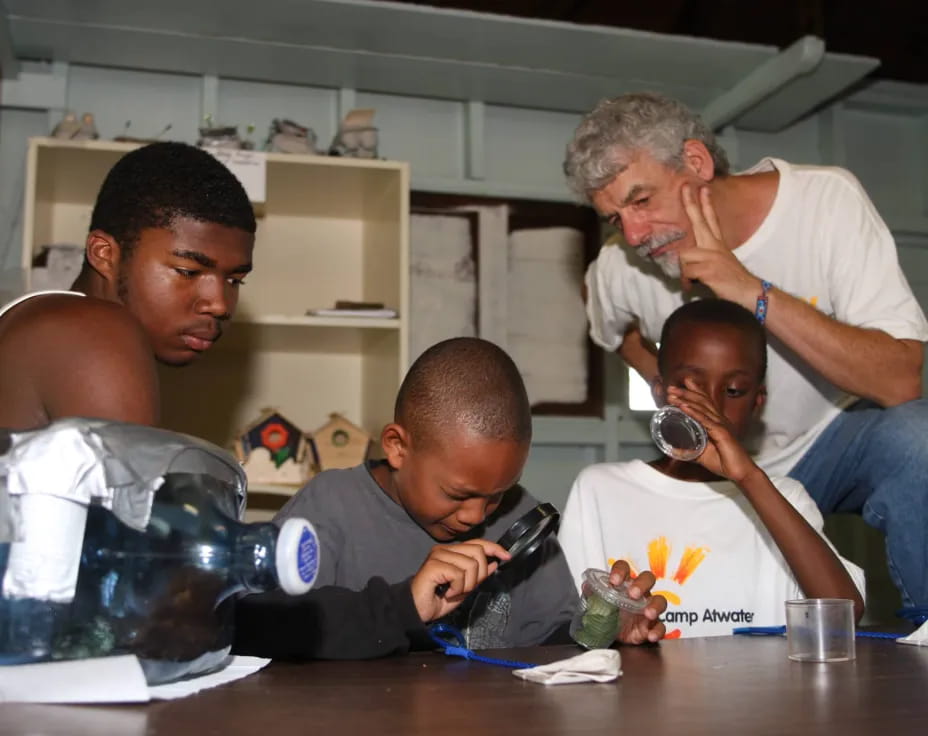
[652,251,682,279]
[634,230,685,280]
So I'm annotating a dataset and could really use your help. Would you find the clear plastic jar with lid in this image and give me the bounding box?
[570,568,649,649]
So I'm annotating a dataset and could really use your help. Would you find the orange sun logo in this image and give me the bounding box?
[609,536,709,639]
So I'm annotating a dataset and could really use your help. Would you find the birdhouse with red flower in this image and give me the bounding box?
[234,408,317,488]
[311,413,371,471]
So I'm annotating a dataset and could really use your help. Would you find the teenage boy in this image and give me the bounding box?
[0,142,255,430]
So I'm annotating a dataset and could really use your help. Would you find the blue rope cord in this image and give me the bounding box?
[732,625,904,640]
[732,626,786,636]
[428,623,537,669]
[858,630,903,640]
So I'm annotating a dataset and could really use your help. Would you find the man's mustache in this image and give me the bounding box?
[637,231,686,257]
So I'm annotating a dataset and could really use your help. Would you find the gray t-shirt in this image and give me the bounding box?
[276,462,578,649]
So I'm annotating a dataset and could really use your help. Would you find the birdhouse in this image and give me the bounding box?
[311,413,372,470]
[234,408,317,488]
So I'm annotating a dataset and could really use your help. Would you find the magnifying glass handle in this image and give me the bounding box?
[434,581,452,597]
[434,556,501,598]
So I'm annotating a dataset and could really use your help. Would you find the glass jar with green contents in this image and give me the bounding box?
[570,568,649,649]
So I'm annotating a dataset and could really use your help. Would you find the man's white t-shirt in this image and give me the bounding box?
[559,460,866,638]
[585,158,928,477]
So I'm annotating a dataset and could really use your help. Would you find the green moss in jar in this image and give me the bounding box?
[572,590,620,649]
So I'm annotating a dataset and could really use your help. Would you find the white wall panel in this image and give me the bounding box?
[521,444,603,511]
[356,91,464,180]
[0,108,47,272]
[842,109,924,218]
[731,113,822,169]
[484,105,579,194]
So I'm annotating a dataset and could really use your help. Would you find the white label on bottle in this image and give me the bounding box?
[2,494,88,601]
[207,149,266,203]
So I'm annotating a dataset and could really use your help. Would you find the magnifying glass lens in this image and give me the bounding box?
[434,502,559,598]
[504,516,554,558]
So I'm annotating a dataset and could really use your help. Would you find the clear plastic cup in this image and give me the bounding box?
[785,598,856,662]
[650,405,707,461]
[569,568,648,650]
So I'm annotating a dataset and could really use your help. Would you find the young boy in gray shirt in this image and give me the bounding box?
[235,337,666,659]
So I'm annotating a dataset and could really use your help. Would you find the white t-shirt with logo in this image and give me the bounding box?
[585,158,928,477]
[558,460,866,639]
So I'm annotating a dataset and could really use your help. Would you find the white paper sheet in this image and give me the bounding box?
[0,655,271,704]
[207,149,267,203]
[0,655,149,704]
[148,656,270,700]
[308,308,398,319]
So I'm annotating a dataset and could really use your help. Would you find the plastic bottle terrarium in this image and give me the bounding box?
[0,419,319,684]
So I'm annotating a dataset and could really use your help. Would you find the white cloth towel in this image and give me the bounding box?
[897,619,928,647]
[512,649,621,685]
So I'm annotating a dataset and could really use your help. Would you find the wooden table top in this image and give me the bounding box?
[3,636,928,735]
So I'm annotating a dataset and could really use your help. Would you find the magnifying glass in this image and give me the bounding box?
[435,502,560,597]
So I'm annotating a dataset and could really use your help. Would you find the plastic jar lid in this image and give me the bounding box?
[650,405,707,461]
[276,517,321,595]
[581,568,649,614]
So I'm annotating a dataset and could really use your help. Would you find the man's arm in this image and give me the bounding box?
[680,185,924,407]
[584,245,649,372]
[583,249,661,388]
[617,324,660,388]
[762,288,922,406]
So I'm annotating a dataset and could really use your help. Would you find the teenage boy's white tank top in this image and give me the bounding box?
[0,290,84,320]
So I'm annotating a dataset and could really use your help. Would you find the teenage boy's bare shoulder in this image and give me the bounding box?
[0,295,158,428]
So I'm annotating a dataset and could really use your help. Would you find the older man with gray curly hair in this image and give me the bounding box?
[565,91,928,621]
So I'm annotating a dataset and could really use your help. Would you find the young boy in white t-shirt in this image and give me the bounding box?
[559,298,865,638]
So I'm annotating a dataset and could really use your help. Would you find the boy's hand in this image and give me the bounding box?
[410,539,512,622]
[608,560,666,644]
[666,378,757,484]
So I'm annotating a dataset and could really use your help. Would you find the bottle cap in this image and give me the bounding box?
[276,517,321,595]
[581,568,649,613]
